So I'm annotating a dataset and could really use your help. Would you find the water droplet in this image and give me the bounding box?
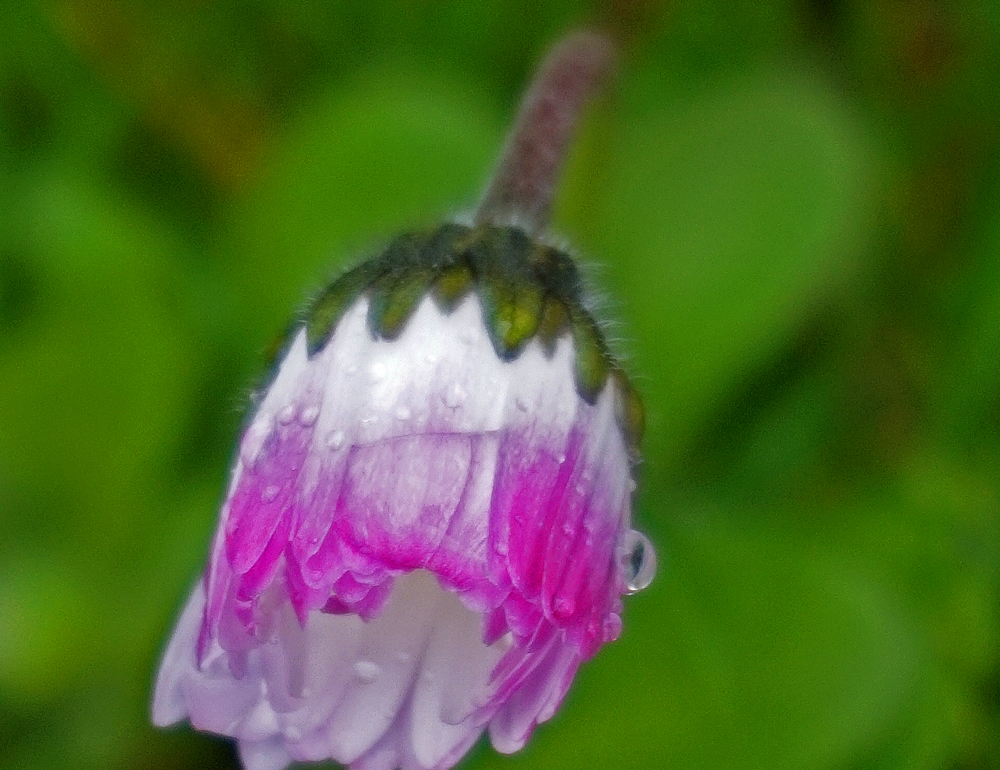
[326,430,345,449]
[261,485,280,503]
[556,453,566,464]
[278,405,296,424]
[425,352,439,364]
[240,419,271,467]
[394,405,412,421]
[300,406,320,426]
[515,396,529,412]
[442,381,467,408]
[603,614,623,641]
[495,540,508,555]
[354,660,381,682]
[369,362,387,382]
[618,530,657,594]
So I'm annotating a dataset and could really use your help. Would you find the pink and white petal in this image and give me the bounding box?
[488,640,580,754]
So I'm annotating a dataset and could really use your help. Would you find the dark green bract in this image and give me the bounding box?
[302,222,644,446]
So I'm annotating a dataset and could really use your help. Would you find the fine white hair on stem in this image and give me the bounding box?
[475,30,616,235]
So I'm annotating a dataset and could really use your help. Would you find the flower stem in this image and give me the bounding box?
[475,30,616,235]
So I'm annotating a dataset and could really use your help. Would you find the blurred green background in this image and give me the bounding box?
[1,1,998,769]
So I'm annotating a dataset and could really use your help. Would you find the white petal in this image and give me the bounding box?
[324,572,443,764]
[308,294,578,453]
[151,582,204,727]
[409,594,510,769]
[238,736,293,770]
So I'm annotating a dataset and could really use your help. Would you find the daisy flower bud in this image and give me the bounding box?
[152,30,656,770]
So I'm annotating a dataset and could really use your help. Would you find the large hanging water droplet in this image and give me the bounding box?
[618,529,656,594]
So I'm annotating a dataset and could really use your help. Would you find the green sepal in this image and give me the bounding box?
[305,260,382,355]
[368,268,436,339]
[466,226,542,359]
[570,309,610,403]
[612,368,645,450]
[432,263,473,311]
[537,295,570,356]
[530,244,583,301]
[479,279,544,359]
[420,222,473,270]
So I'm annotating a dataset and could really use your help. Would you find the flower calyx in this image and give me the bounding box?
[303,221,645,447]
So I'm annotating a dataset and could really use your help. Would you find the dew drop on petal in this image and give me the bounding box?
[278,405,296,424]
[515,396,529,412]
[240,418,271,467]
[460,326,479,345]
[354,660,381,683]
[261,485,280,503]
[346,364,358,376]
[326,430,346,449]
[395,405,412,421]
[618,529,656,594]
[442,381,467,408]
[300,406,320,426]
[369,362,387,382]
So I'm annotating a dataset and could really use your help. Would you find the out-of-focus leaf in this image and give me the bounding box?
[595,67,874,463]
[473,505,922,770]
[0,172,195,560]
[224,64,501,343]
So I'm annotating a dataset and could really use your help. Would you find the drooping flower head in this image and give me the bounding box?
[152,30,656,770]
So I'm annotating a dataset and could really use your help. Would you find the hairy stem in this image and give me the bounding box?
[475,30,616,235]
